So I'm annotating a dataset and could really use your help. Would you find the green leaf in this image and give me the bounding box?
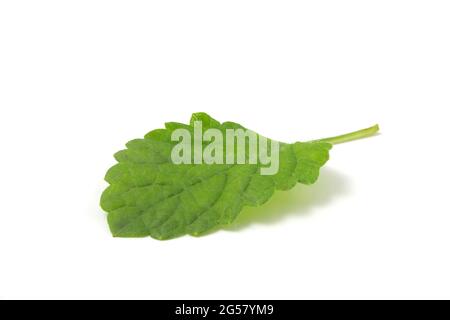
[100,112,378,240]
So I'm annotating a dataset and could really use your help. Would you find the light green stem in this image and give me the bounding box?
[311,124,380,145]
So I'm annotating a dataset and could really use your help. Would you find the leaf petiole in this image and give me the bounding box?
[311,124,380,145]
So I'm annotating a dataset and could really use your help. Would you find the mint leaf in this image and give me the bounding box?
[100,112,379,240]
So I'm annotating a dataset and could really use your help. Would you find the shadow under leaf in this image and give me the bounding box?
[225,168,351,231]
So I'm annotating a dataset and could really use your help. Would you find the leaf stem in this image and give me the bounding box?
[311,124,380,145]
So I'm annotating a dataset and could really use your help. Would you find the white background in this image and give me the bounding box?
[1,1,449,300]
